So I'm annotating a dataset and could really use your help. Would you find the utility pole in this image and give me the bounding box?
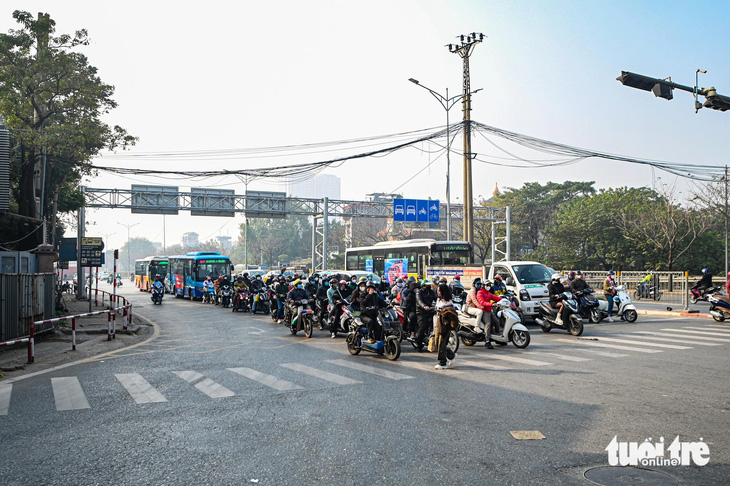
[725,165,728,277]
[448,32,485,253]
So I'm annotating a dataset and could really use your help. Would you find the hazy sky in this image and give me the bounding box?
[3,1,729,252]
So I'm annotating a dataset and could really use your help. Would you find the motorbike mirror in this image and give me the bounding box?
[505,277,514,286]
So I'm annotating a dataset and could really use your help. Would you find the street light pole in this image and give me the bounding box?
[117,222,140,276]
[408,78,481,240]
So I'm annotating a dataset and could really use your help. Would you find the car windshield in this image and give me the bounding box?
[512,264,552,284]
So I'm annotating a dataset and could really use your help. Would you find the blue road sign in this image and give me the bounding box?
[417,200,428,222]
[393,199,405,221]
[428,199,440,222]
[405,199,417,222]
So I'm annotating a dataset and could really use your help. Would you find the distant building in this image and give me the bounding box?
[216,235,232,250]
[287,174,341,200]
[182,232,199,248]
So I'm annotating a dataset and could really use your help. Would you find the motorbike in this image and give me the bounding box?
[597,285,638,322]
[115,276,123,287]
[346,312,401,361]
[151,285,164,305]
[574,288,602,324]
[286,299,315,338]
[690,285,722,304]
[220,284,233,308]
[203,286,216,304]
[457,298,530,348]
[232,288,250,312]
[634,283,663,301]
[379,306,403,341]
[708,291,730,322]
[252,288,271,315]
[330,299,358,336]
[536,292,584,335]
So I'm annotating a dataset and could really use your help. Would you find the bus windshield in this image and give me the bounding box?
[195,260,230,281]
[431,250,470,266]
[512,264,553,284]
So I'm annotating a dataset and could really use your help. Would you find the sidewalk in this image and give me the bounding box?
[0,292,151,379]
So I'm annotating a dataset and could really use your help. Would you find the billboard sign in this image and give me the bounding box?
[384,258,408,284]
[131,185,179,215]
[191,187,235,217]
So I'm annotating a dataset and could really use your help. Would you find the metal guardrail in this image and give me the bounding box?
[562,271,690,308]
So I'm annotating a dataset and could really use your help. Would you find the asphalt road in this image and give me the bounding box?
[1,283,728,485]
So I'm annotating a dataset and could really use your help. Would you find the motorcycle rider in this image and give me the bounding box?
[315,277,330,330]
[360,282,387,343]
[403,280,419,338]
[286,279,311,326]
[691,268,714,299]
[603,271,617,322]
[476,279,502,349]
[390,278,405,301]
[249,274,265,313]
[414,279,437,351]
[241,272,252,290]
[151,274,164,302]
[304,275,318,296]
[328,279,351,337]
[449,275,465,298]
[571,270,589,293]
[435,283,458,369]
[548,273,570,325]
[274,276,289,323]
[202,275,214,303]
[490,275,507,296]
[347,275,358,291]
[464,278,489,334]
[640,272,653,295]
[232,276,248,311]
[350,277,368,311]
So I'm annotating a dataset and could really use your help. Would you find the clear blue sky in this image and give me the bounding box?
[2,0,728,250]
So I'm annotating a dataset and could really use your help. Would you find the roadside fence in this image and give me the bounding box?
[0,273,54,342]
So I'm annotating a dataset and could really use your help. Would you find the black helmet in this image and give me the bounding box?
[366,282,377,290]
[243,272,249,277]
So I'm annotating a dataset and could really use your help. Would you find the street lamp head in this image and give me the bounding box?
[698,69,707,74]
[408,78,419,85]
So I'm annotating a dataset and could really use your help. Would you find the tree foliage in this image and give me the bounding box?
[0,11,136,248]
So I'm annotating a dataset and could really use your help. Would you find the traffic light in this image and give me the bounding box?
[702,88,730,111]
[652,83,673,100]
[114,249,119,259]
[616,71,673,100]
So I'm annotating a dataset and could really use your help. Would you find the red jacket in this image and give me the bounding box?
[476,288,501,312]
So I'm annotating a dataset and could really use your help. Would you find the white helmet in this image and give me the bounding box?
[551,273,562,282]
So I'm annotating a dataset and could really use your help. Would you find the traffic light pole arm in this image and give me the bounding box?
[617,70,730,111]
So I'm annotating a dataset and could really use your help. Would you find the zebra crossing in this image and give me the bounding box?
[2,324,729,415]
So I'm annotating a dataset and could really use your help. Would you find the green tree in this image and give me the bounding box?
[489,181,596,256]
[118,237,156,273]
[0,11,135,248]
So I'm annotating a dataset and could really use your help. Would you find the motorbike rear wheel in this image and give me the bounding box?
[384,336,400,361]
[589,308,602,324]
[633,290,641,301]
[346,334,361,355]
[712,311,725,322]
[568,315,584,336]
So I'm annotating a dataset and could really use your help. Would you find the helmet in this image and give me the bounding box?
[366,274,373,281]
[292,279,301,286]
[330,277,338,285]
[339,280,347,286]
[243,272,249,277]
[568,271,576,279]
[551,273,562,282]
[702,268,710,274]
[308,275,314,282]
[472,277,482,286]
[576,270,583,275]
[366,282,377,289]
[608,270,615,276]
[395,278,403,284]
[407,276,416,283]
[237,276,243,281]
[358,276,367,283]
[454,275,461,280]
[255,275,262,280]
[439,277,447,283]
[483,279,492,288]
[422,279,432,287]
[312,273,319,278]
[493,275,502,281]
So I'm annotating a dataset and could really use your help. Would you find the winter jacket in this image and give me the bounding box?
[476,288,501,312]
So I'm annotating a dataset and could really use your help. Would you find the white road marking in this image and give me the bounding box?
[228,367,303,391]
[458,359,512,370]
[556,339,661,353]
[395,359,466,374]
[556,347,628,358]
[0,384,12,415]
[526,351,591,362]
[172,371,235,398]
[279,363,362,385]
[592,337,692,350]
[617,333,722,346]
[326,359,415,380]
[115,373,167,403]
[481,354,553,366]
[660,329,730,342]
[51,377,91,411]
[682,326,730,334]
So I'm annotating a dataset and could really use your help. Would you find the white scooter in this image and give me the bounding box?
[457,298,530,348]
[598,285,638,322]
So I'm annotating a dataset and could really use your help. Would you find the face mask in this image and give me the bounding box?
[396,283,403,289]
[324,282,329,286]
[314,278,319,282]
[359,285,366,291]
[296,284,303,289]
[351,279,356,283]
